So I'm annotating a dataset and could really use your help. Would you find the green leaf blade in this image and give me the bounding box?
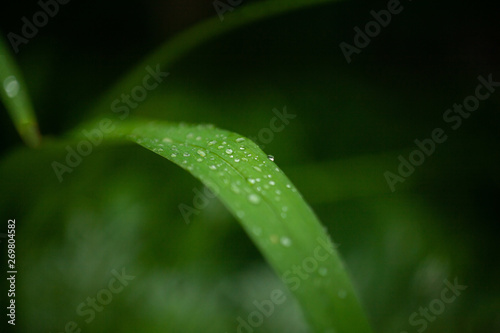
[0,33,41,148]
[107,120,372,332]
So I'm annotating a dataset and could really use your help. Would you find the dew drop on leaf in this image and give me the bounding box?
[3,76,20,98]
[252,226,262,236]
[280,236,292,247]
[236,137,245,143]
[248,194,261,204]
[225,148,233,154]
[231,183,241,194]
[267,155,275,162]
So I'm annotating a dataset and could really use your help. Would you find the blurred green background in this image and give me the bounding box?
[1,0,499,332]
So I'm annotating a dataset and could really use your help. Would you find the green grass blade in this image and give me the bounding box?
[0,33,41,147]
[89,0,343,116]
[81,119,372,332]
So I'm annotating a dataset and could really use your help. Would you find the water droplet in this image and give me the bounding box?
[217,145,224,149]
[269,180,275,186]
[280,212,287,218]
[234,158,240,162]
[253,166,262,172]
[252,226,262,236]
[171,153,177,158]
[208,140,217,146]
[231,184,241,194]
[157,148,164,152]
[187,133,194,139]
[197,150,206,157]
[195,136,202,141]
[162,137,173,143]
[267,155,275,162]
[183,152,190,157]
[318,267,328,277]
[196,158,203,162]
[225,148,233,154]
[338,290,347,299]
[248,194,260,204]
[280,236,292,247]
[209,165,217,170]
[282,206,288,212]
[239,146,245,150]
[248,178,256,184]
[236,137,245,143]
[3,76,20,98]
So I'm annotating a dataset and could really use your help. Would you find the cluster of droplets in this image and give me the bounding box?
[132,128,304,249]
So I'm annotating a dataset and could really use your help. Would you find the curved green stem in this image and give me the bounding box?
[88,0,342,116]
[0,33,41,148]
